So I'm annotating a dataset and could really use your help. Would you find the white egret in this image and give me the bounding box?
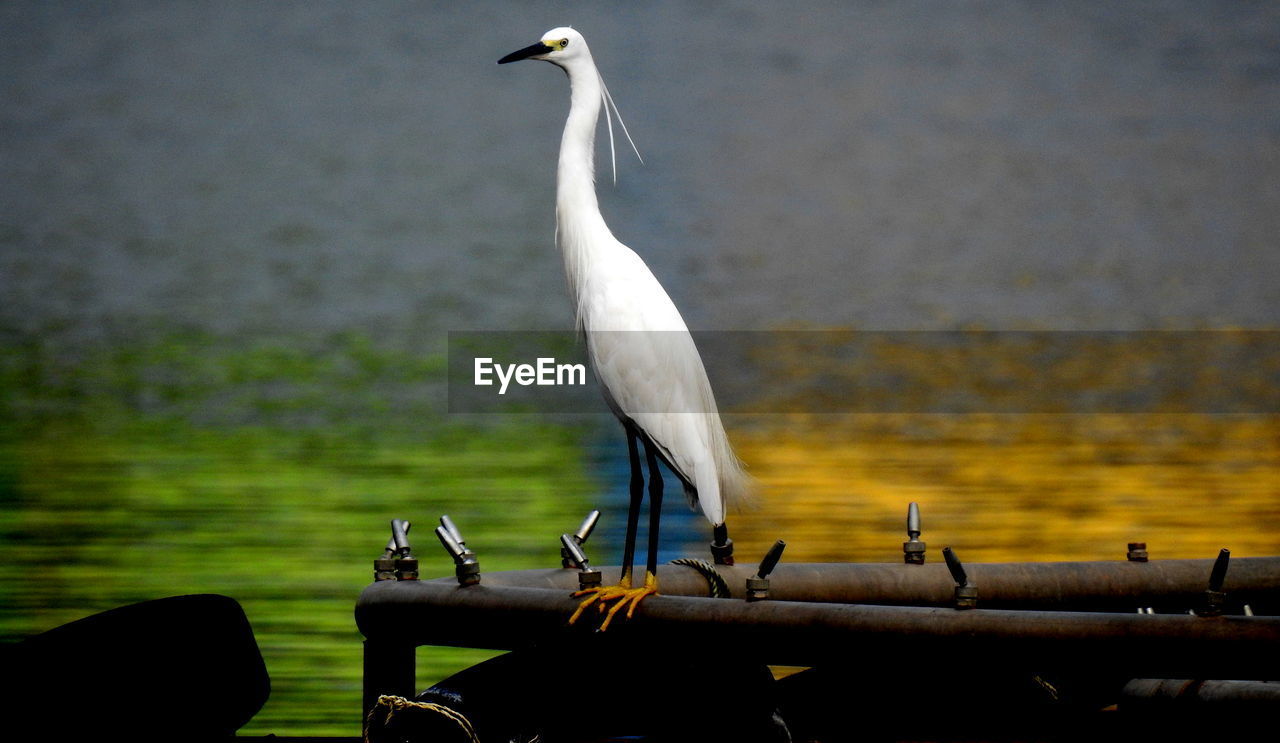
[499,28,750,629]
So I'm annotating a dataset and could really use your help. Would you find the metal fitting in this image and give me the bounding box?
[1200,548,1230,617]
[943,546,977,609]
[1127,542,1149,562]
[439,515,471,556]
[386,520,411,555]
[560,533,601,590]
[746,540,786,601]
[453,560,480,585]
[373,556,398,582]
[436,524,481,586]
[954,583,978,608]
[560,510,601,568]
[374,519,411,581]
[903,502,926,564]
[710,523,735,566]
[390,519,412,557]
[394,555,420,581]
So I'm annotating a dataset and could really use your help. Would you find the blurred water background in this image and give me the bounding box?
[2,1,1278,735]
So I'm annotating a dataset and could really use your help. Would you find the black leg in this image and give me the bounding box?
[619,424,645,586]
[643,437,664,578]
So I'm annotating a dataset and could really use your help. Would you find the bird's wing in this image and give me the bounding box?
[579,248,733,525]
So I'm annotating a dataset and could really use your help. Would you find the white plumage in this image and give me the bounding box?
[502,27,749,530]
[500,27,748,624]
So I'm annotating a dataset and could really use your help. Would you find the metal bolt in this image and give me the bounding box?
[390,519,412,557]
[1208,548,1230,591]
[453,559,481,586]
[903,502,926,564]
[386,519,419,580]
[373,556,398,582]
[374,520,411,581]
[1126,542,1149,562]
[384,520,411,555]
[436,524,481,586]
[560,533,601,590]
[439,515,473,558]
[943,546,977,609]
[561,510,601,568]
[573,510,601,544]
[394,555,420,581]
[1200,548,1229,617]
[747,540,786,601]
[435,524,465,560]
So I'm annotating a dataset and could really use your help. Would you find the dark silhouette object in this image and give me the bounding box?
[371,640,791,743]
[3,594,269,740]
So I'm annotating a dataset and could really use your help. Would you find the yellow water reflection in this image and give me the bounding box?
[728,414,1279,564]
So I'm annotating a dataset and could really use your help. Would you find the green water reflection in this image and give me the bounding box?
[3,330,1278,736]
[0,332,599,735]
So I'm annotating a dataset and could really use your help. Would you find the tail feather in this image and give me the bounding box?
[690,422,754,526]
[717,444,755,515]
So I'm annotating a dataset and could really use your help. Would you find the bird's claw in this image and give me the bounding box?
[569,573,658,630]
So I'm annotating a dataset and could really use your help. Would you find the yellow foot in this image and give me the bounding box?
[568,573,659,630]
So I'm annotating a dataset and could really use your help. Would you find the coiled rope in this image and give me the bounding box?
[364,694,480,743]
[669,557,731,598]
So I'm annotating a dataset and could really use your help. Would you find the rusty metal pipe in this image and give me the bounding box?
[431,558,1280,612]
[356,579,1280,679]
[1121,679,1280,707]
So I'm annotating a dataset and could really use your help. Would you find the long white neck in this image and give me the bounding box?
[554,56,613,316]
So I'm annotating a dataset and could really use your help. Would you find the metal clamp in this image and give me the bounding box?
[435,516,480,586]
[943,546,977,609]
[903,502,926,564]
[560,534,601,590]
[746,540,786,601]
[560,510,600,568]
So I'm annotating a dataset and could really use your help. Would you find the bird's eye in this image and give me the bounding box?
[560,38,570,49]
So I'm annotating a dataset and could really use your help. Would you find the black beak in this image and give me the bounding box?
[498,41,553,65]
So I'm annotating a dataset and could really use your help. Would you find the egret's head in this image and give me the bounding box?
[497,26,642,180]
[497,27,587,67]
